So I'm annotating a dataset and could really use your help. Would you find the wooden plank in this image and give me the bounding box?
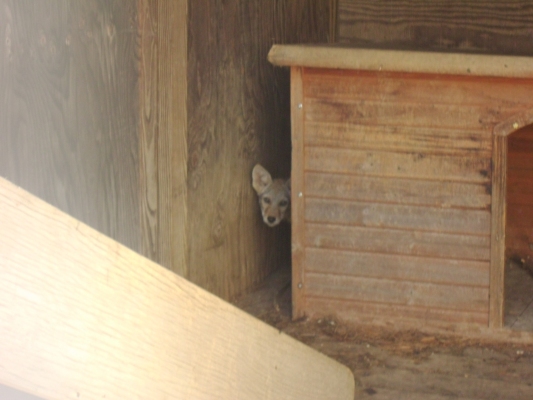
[305,97,514,131]
[291,66,307,319]
[305,198,491,235]
[138,0,188,275]
[490,135,506,328]
[268,45,533,78]
[306,248,489,287]
[305,147,492,183]
[305,273,488,312]
[306,223,491,261]
[305,297,489,326]
[304,68,533,107]
[305,172,491,209]
[336,0,533,56]
[0,1,140,252]
[305,122,492,155]
[0,176,355,400]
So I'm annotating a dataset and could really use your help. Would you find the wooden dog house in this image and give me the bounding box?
[269,45,533,332]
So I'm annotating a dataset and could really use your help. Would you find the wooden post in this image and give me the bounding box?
[490,135,507,328]
[290,67,307,320]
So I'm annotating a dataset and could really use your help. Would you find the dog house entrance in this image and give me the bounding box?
[504,123,533,331]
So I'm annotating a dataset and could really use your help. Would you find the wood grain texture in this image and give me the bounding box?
[306,248,489,286]
[336,0,533,56]
[138,0,188,275]
[304,69,533,107]
[186,0,330,300]
[306,223,491,262]
[306,172,491,209]
[0,0,140,251]
[306,273,488,312]
[0,176,355,400]
[306,297,489,326]
[305,147,492,183]
[306,122,492,155]
[305,198,491,235]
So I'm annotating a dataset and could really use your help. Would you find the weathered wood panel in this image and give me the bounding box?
[0,176,355,400]
[306,248,489,286]
[305,123,493,155]
[506,125,533,267]
[306,297,489,326]
[306,273,488,312]
[0,1,140,251]
[305,147,492,183]
[306,223,491,261]
[304,69,533,106]
[305,97,507,130]
[186,0,330,299]
[306,172,491,208]
[305,198,491,234]
[336,0,533,56]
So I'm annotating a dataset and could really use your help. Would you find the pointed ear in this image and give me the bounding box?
[252,164,272,194]
[284,178,291,196]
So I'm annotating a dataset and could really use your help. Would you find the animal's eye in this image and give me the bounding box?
[279,200,288,207]
[263,197,271,204]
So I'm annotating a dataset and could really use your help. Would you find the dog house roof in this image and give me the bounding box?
[268,45,533,79]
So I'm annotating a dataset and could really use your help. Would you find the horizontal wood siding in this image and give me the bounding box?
[336,0,533,56]
[299,68,533,326]
[506,125,533,266]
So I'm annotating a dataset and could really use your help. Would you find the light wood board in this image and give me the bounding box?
[0,177,354,400]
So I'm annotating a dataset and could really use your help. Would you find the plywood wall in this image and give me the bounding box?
[0,0,140,251]
[336,0,533,55]
[184,0,331,299]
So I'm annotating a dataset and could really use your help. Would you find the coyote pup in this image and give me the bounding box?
[252,164,291,227]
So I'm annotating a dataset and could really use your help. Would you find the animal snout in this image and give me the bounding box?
[267,216,277,224]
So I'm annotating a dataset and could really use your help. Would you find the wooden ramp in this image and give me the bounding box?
[0,177,354,400]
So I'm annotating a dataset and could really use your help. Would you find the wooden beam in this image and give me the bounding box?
[0,177,354,400]
[268,45,533,78]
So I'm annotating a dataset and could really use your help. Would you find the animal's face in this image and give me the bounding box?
[252,164,291,227]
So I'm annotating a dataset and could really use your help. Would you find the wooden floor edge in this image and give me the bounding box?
[311,313,533,346]
[0,177,355,400]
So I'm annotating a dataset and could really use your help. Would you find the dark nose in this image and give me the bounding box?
[267,216,276,224]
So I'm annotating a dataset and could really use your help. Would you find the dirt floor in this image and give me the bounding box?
[233,266,533,400]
